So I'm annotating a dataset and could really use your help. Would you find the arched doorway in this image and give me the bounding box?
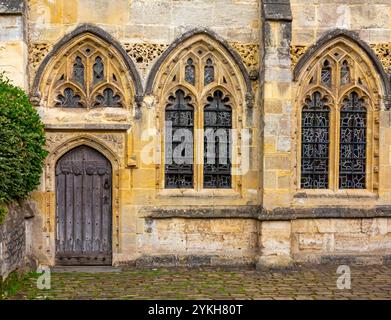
[55,145,112,265]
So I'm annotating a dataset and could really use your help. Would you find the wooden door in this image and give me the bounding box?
[55,145,112,265]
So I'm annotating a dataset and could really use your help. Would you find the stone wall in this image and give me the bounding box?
[27,0,260,84]
[132,218,259,267]
[1,0,391,268]
[258,217,391,267]
[0,0,27,89]
[0,201,35,281]
[291,0,391,46]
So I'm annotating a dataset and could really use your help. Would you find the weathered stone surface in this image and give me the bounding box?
[263,0,292,21]
[0,0,23,14]
[1,0,391,269]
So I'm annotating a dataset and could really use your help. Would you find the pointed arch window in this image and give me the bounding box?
[154,36,249,191]
[37,34,136,110]
[165,89,194,189]
[339,92,366,189]
[204,90,232,189]
[301,91,330,189]
[297,41,378,192]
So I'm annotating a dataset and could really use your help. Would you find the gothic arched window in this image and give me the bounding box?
[37,33,136,110]
[165,89,194,189]
[297,39,379,192]
[152,34,249,191]
[339,92,367,189]
[301,91,330,189]
[204,90,232,189]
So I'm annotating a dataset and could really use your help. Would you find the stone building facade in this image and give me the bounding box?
[1,0,391,267]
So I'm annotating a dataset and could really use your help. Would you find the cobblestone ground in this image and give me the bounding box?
[6,265,391,300]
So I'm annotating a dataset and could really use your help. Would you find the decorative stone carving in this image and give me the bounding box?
[45,133,68,150]
[290,45,307,70]
[29,42,52,70]
[97,133,125,154]
[124,43,169,75]
[371,43,391,73]
[46,132,124,153]
[229,42,259,70]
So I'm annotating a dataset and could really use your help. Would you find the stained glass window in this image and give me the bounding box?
[321,60,332,87]
[204,58,214,86]
[94,88,122,108]
[93,56,104,84]
[339,92,366,189]
[204,90,232,189]
[185,58,195,85]
[56,88,83,108]
[301,91,330,189]
[73,56,84,86]
[340,60,351,85]
[165,90,194,188]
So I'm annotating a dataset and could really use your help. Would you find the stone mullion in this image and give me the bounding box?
[197,101,204,192]
[331,101,339,192]
[261,0,293,208]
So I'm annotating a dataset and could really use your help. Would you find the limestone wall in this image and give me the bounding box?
[259,217,391,267]
[291,0,391,46]
[28,0,260,82]
[125,218,259,266]
[2,0,391,267]
[0,0,27,89]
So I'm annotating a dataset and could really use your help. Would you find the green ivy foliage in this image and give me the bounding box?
[0,74,47,217]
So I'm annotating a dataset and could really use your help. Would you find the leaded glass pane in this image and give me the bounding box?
[94,88,122,108]
[340,60,351,85]
[165,90,194,188]
[321,60,332,87]
[185,58,195,86]
[56,88,83,108]
[93,56,104,84]
[204,90,232,189]
[339,92,366,189]
[204,58,214,86]
[301,91,330,189]
[73,56,84,86]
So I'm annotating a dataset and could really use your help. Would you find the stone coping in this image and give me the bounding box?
[141,205,391,220]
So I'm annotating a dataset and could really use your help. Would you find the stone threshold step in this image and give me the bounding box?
[51,266,122,273]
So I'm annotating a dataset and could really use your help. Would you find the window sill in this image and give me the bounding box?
[157,189,241,199]
[294,189,378,200]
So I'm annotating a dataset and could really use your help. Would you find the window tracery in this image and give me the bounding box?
[165,89,194,189]
[297,39,380,192]
[152,34,248,191]
[37,33,135,110]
